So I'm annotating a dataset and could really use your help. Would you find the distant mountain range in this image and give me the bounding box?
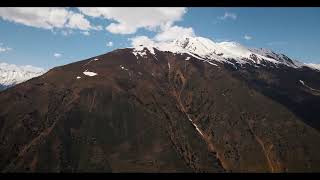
[1,37,319,91]
[0,62,45,90]
[0,36,320,172]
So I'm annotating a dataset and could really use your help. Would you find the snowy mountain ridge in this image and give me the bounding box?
[305,63,320,71]
[0,62,45,89]
[1,36,319,90]
[132,36,319,70]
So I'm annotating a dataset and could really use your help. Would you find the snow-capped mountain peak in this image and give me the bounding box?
[132,36,308,69]
[305,63,320,71]
[0,62,46,89]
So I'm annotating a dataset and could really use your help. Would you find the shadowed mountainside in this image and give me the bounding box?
[0,48,320,172]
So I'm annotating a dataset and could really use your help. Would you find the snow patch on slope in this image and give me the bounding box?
[120,65,128,71]
[83,70,97,77]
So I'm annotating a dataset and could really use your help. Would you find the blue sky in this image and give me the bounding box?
[0,7,319,70]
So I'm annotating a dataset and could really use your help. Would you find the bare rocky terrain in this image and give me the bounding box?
[0,46,320,172]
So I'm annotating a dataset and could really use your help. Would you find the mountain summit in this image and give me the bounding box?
[132,36,316,70]
[0,36,320,172]
[1,36,319,91]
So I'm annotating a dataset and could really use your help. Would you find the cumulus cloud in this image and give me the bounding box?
[129,25,195,47]
[244,34,252,40]
[78,7,187,34]
[130,36,156,47]
[154,25,195,42]
[76,8,194,46]
[0,7,195,49]
[106,41,113,47]
[0,7,190,38]
[0,8,67,29]
[0,7,98,32]
[53,53,62,58]
[65,13,92,30]
[218,12,237,20]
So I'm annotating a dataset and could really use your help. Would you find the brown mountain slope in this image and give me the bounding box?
[0,48,319,172]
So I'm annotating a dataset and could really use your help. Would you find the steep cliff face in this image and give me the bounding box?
[0,44,319,172]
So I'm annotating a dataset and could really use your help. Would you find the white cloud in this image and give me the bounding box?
[0,47,12,53]
[66,13,92,30]
[154,25,195,42]
[129,25,195,47]
[106,41,113,47]
[0,8,67,29]
[0,7,189,37]
[53,53,62,58]
[244,34,252,40]
[81,31,90,36]
[78,7,187,34]
[0,7,97,32]
[218,12,237,20]
[130,36,156,47]
[0,43,12,53]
